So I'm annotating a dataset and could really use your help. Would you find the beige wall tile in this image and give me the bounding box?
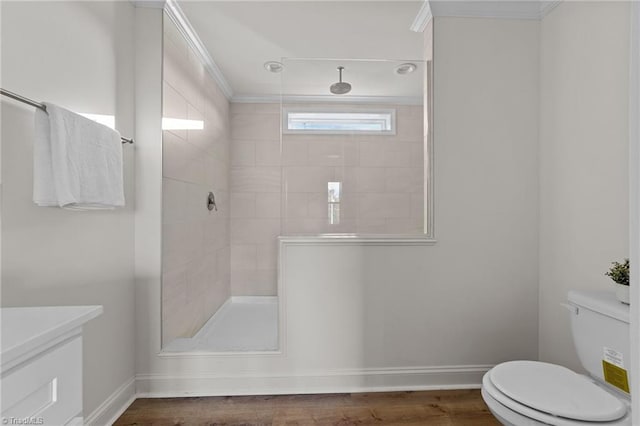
[231,141,256,166]
[231,166,281,193]
[360,141,413,167]
[283,218,328,235]
[281,140,308,166]
[307,192,329,219]
[356,218,387,234]
[333,167,356,187]
[163,178,188,225]
[385,167,423,193]
[186,183,211,224]
[410,142,425,168]
[307,140,359,166]
[336,196,358,219]
[230,192,256,218]
[163,222,194,272]
[206,157,229,192]
[207,136,230,169]
[231,269,278,296]
[385,217,424,234]
[163,132,206,184]
[162,266,188,307]
[230,218,281,245]
[283,166,334,193]
[162,18,231,344]
[186,109,215,155]
[163,37,190,99]
[256,243,278,270]
[255,193,281,218]
[204,216,229,252]
[162,81,188,140]
[231,244,257,270]
[185,51,206,112]
[395,108,424,141]
[231,113,279,140]
[358,193,411,219]
[326,219,358,233]
[215,247,231,282]
[411,193,425,219]
[284,192,309,218]
[354,167,386,193]
[255,141,281,166]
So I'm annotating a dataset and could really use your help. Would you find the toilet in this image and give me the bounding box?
[481,290,631,425]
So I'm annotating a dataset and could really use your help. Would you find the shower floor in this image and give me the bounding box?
[163,296,278,352]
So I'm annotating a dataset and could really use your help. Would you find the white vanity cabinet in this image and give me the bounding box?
[1,306,103,426]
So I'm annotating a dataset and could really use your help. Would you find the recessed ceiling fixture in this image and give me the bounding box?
[264,61,284,73]
[395,63,417,75]
[330,66,352,95]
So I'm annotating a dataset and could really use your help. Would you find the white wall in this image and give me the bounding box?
[630,1,640,416]
[133,5,163,404]
[136,16,541,395]
[0,0,136,420]
[538,2,631,371]
[430,16,540,363]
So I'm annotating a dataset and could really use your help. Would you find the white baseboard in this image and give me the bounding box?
[85,366,491,422]
[85,377,136,426]
[135,365,491,398]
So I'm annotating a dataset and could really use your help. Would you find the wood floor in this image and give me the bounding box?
[114,389,500,426]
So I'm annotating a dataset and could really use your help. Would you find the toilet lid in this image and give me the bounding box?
[490,361,626,422]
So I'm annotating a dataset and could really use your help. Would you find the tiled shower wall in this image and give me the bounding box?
[229,103,281,297]
[230,103,424,296]
[162,16,231,344]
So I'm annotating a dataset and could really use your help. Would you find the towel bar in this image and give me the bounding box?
[1,88,134,144]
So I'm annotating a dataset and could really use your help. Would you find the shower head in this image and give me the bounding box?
[330,66,352,95]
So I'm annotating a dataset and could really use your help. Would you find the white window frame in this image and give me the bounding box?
[282,107,396,136]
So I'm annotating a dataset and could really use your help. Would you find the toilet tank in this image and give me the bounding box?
[568,290,630,392]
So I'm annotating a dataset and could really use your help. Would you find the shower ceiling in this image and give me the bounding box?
[282,59,422,98]
[177,1,425,99]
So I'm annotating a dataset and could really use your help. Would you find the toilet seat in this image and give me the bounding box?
[490,361,626,421]
[482,362,630,426]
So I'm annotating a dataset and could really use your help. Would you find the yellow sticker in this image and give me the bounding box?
[603,360,630,393]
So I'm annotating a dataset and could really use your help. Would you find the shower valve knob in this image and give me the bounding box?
[207,192,217,212]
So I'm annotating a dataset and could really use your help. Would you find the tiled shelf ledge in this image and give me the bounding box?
[278,235,437,246]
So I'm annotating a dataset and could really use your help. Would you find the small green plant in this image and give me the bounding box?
[605,259,629,286]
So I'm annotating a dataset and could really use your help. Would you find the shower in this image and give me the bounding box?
[329,66,352,95]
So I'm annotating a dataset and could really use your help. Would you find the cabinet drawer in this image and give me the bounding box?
[2,336,82,426]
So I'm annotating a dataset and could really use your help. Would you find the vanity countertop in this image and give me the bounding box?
[1,305,103,371]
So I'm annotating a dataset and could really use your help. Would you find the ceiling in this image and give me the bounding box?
[178,1,426,101]
[282,59,424,99]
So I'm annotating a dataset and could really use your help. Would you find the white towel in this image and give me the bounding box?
[33,103,125,209]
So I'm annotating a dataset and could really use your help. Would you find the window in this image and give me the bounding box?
[283,108,396,135]
[328,182,341,225]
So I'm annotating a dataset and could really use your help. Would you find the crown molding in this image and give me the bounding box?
[163,0,234,100]
[410,1,433,32]
[539,1,562,18]
[429,0,564,20]
[231,94,423,106]
[130,0,166,8]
